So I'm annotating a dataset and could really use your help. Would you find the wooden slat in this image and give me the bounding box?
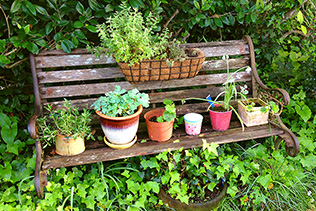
[35,54,115,68]
[37,67,124,84]
[200,58,249,72]
[37,58,249,84]
[199,44,249,58]
[42,124,283,170]
[40,72,251,99]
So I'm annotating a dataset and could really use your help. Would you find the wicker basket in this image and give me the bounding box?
[118,48,205,83]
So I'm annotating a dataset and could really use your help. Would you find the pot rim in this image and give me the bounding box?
[95,105,143,120]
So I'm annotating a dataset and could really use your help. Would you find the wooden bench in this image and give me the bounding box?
[28,35,300,198]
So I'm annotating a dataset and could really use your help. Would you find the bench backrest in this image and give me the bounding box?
[30,35,257,127]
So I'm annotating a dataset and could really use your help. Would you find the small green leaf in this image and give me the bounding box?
[88,0,101,11]
[27,42,39,54]
[300,25,307,35]
[300,154,316,171]
[0,113,11,127]
[193,1,200,9]
[35,5,48,16]
[47,0,58,10]
[61,40,73,53]
[0,55,10,64]
[297,10,304,24]
[25,1,37,16]
[45,22,54,35]
[10,0,22,13]
[86,25,97,33]
[257,174,271,189]
[130,0,145,8]
[76,2,85,14]
[74,21,84,28]
[214,18,223,28]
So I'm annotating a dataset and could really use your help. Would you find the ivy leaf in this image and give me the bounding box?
[146,181,160,193]
[257,174,271,189]
[295,104,311,122]
[169,171,180,185]
[0,55,10,65]
[1,122,18,145]
[10,0,22,13]
[0,113,11,127]
[0,162,12,181]
[76,2,85,14]
[300,154,316,171]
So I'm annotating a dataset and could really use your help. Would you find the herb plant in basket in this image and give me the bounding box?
[142,141,229,210]
[91,85,150,148]
[87,3,205,83]
[144,99,176,142]
[37,99,94,156]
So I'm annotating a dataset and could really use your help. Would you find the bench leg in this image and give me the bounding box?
[270,115,300,157]
[34,140,47,199]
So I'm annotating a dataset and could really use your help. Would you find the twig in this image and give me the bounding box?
[0,4,10,38]
[282,30,308,39]
[162,9,179,31]
[5,57,29,69]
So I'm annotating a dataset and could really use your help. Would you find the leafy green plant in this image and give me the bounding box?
[37,99,94,148]
[88,3,189,67]
[141,141,231,205]
[91,85,150,117]
[156,99,176,123]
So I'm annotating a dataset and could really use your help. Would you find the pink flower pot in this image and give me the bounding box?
[209,107,232,131]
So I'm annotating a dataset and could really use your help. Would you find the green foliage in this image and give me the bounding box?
[141,141,230,205]
[156,99,176,123]
[88,3,169,66]
[37,99,94,148]
[91,85,150,117]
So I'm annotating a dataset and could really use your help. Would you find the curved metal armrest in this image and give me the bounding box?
[28,113,39,139]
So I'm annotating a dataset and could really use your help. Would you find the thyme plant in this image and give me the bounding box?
[37,99,94,148]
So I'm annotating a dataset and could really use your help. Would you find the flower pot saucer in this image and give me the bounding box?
[104,135,137,149]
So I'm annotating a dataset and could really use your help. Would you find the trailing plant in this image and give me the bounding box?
[91,85,150,117]
[37,99,94,148]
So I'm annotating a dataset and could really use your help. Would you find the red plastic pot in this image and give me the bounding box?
[209,106,232,131]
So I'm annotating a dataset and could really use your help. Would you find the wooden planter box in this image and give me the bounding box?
[118,48,205,83]
[238,98,269,127]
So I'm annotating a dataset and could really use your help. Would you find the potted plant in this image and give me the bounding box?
[238,98,279,127]
[87,3,205,83]
[37,99,94,156]
[144,99,176,142]
[182,55,249,131]
[142,140,228,210]
[91,85,150,148]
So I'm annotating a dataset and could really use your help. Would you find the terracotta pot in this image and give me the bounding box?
[209,106,232,131]
[95,105,142,145]
[118,48,205,83]
[144,109,174,142]
[55,134,85,156]
[238,98,269,127]
[158,182,228,211]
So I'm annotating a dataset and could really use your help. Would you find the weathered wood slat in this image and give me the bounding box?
[42,124,283,170]
[40,72,251,99]
[37,58,249,84]
[199,44,249,58]
[37,67,125,84]
[35,54,116,68]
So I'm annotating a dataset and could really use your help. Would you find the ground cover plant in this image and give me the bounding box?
[0,0,315,210]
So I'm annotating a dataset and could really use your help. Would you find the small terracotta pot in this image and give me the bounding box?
[95,106,142,145]
[144,109,174,142]
[55,134,85,156]
[158,182,228,211]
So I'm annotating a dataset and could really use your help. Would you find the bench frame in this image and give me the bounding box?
[28,35,300,199]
